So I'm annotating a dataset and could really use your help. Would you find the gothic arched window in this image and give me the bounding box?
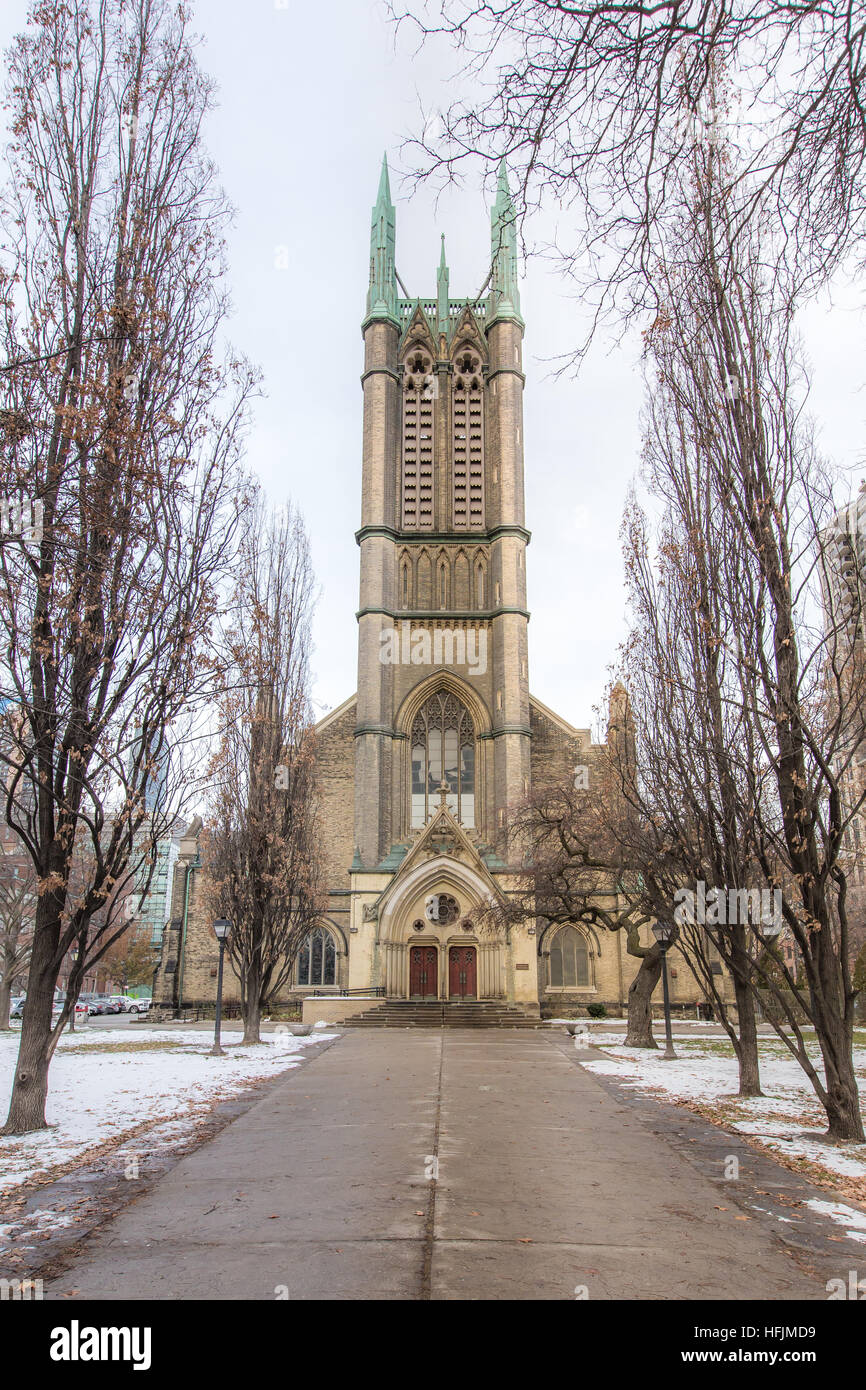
[410,691,475,828]
[296,926,337,987]
[402,350,434,529]
[548,926,590,989]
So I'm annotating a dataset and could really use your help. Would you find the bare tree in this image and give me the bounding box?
[392,2,866,346]
[0,865,35,1030]
[203,498,323,1045]
[473,694,672,1047]
[394,2,866,311]
[0,0,254,1134]
[615,134,866,1136]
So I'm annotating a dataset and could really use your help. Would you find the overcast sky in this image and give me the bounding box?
[1,0,864,734]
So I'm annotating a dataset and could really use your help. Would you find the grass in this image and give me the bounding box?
[56,1039,199,1056]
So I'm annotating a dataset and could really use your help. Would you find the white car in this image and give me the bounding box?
[122,995,151,1014]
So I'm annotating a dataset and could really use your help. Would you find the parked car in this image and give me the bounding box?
[109,994,150,1014]
[108,994,135,1013]
[10,996,26,1019]
[84,994,116,1015]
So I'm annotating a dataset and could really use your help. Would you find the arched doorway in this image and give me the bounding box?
[376,855,507,1001]
[409,945,438,1000]
[448,944,477,1000]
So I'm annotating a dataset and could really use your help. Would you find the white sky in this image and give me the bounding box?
[1,0,864,734]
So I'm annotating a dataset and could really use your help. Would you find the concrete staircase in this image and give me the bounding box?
[339,999,542,1029]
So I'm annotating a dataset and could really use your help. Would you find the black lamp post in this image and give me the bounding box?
[68,947,79,1033]
[651,920,677,1060]
[210,919,231,1057]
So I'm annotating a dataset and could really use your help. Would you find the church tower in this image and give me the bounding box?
[152,158,715,1020]
[354,156,531,869]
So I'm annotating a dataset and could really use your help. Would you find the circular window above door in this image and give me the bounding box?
[425,893,460,925]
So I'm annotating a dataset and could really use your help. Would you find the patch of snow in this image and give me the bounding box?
[0,1027,336,1206]
[806,1198,866,1244]
[583,1038,866,1189]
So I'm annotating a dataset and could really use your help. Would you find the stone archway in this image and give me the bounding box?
[376,854,507,1000]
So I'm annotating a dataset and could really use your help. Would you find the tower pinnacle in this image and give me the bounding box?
[488,158,522,327]
[365,153,399,328]
[436,233,450,338]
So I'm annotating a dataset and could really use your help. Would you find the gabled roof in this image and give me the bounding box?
[373,799,505,915]
[315,693,357,734]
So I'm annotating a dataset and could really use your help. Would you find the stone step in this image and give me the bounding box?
[339,999,542,1028]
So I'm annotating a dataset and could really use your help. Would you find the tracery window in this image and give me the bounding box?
[402,351,434,529]
[410,691,475,828]
[296,926,336,987]
[452,351,485,529]
[548,926,590,989]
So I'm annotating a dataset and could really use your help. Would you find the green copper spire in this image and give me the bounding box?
[436,233,450,338]
[488,158,522,327]
[365,154,399,329]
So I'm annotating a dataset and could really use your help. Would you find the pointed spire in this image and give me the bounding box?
[436,233,450,338]
[364,153,399,329]
[377,151,392,205]
[495,156,510,206]
[488,158,522,328]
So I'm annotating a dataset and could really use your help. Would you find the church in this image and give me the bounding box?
[153,159,710,1020]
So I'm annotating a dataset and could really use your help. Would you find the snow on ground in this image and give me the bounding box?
[0,1026,335,1198]
[805,1198,866,1244]
[581,1031,866,1196]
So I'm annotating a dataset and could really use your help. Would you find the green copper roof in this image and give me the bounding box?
[364,154,399,328]
[488,159,522,328]
[436,234,450,337]
[365,154,522,337]
[376,840,412,871]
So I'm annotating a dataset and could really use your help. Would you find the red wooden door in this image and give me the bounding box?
[410,946,438,999]
[449,946,477,1000]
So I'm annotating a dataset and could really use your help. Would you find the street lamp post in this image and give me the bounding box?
[651,920,677,1060]
[210,919,231,1057]
[68,948,79,1033]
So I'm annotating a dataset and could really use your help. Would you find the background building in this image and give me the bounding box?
[820,484,866,962]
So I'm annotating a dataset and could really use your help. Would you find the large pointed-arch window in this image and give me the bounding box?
[410,691,475,828]
[296,926,337,987]
[548,926,590,989]
[402,350,435,529]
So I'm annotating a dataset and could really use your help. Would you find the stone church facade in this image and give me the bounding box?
[154,159,712,1019]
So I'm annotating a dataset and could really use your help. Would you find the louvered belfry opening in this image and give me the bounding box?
[452,350,485,530]
[401,350,435,529]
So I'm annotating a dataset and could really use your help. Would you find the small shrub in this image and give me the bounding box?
[586,1003,607,1019]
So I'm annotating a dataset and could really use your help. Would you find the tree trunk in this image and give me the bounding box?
[626,945,662,1047]
[730,927,762,1097]
[242,993,262,1045]
[2,959,56,1134]
[810,959,865,1141]
[0,975,12,1031]
[823,1061,865,1142]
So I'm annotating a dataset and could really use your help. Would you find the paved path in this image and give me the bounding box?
[47,1030,829,1300]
